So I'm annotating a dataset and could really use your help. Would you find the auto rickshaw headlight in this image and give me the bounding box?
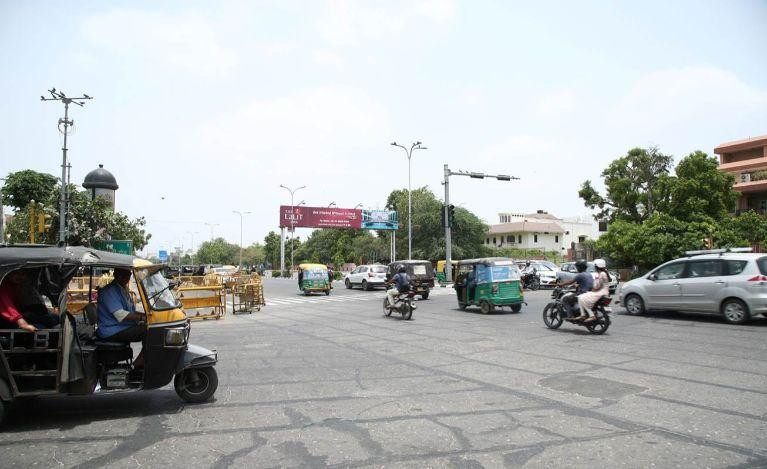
[165,328,186,346]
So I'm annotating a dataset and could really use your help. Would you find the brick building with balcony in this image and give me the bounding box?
[715,134,767,214]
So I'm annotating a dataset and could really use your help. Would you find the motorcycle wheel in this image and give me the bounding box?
[402,302,413,320]
[586,315,610,335]
[542,303,563,329]
[383,297,392,316]
[530,278,540,291]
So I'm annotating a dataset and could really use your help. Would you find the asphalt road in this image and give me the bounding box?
[2,278,767,468]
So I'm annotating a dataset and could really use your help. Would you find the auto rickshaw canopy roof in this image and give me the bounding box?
[0,244,150,279]
[458,257,515,266]
[298,263,327,271]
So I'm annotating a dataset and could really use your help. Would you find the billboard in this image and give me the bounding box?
[279,206,398,230]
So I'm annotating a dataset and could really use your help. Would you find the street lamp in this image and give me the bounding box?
[232,211,251,269]
[390,141,427,260]
[353,203,363,210]
[187,231,198,264]
[280,184,306,274]
[328,202,336,208]
[204,222,220,240]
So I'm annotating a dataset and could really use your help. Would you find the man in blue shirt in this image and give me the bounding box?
[558,260,593,319]
[386,266,411,309]
[97,268,147,366]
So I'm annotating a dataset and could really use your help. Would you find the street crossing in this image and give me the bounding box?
[228,287,456,309]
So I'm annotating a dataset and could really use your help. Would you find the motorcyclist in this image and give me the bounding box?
[556,259,593,319]
[386,266,411,309]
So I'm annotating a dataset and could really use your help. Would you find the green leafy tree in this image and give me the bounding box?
[242,243,265,267]
[668,151,738,221]
[579,146,674,223]
[1,170,58,210]
[385,187,488,260]
[263,231,281,268]
[195,237,240,265]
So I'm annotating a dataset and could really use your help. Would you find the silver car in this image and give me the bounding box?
[616,252,767,324]
[560,262,620,294]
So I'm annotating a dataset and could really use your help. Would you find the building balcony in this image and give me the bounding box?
[734,179,767,194]
[719,157,767,173]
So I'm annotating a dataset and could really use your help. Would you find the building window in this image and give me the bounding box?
[493,237,496,244]
[486,238,490,244]
[598,221,608,232]
[518,235,522,244]
[534,234,538,243]
[507,235,514,243]
[578,235,586,243]
[555,235,559,243]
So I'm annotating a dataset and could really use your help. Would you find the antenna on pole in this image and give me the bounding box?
[41,88,93,245]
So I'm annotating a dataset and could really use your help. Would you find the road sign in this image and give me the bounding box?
[158,250,168,262]
[93,240,134,255]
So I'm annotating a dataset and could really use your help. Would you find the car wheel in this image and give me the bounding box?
[345,279,352,289]
[362,280,369,291]
[721,298,750,325]
[624,294,645,315]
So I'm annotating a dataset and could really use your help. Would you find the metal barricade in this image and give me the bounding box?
[177,285,225,320]
[231,281,265,314]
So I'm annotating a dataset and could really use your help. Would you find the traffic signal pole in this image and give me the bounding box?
[443,165,453,282]
[442,165,519,283]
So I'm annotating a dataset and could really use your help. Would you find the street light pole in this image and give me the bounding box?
[232,211,251,269]
[442,166,519,282]
[41,88,92,245]
[204,222,219,240]
[187,231,198,264]
[391,141,426,260]
[279,184,306,274]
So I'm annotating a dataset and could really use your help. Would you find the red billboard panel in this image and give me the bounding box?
[280,205,362,229]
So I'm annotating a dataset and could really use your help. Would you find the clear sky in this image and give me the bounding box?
[2,0,766,256]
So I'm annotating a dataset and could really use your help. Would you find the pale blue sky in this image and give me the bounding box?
[2,0,766,256]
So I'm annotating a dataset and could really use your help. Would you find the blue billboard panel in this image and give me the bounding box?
[361,210,398,230]
[158,250,168,262]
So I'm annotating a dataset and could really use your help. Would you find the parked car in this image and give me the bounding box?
[528,261,558,287]
[344,264,388,290]
[616,250,767,324]
[560,261,620,294]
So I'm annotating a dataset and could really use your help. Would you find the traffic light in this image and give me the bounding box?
[440,205,446,228]
[448,204,455,228]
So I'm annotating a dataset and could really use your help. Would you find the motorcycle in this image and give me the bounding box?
[542,286,612,334]
[521,270,541,291]
[383,288,417,320]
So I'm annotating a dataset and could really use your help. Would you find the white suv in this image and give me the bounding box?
[617,250,767,324]
[344,265,388,291]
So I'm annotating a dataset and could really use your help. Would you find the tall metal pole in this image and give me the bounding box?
[232,211,250,269]
[280,185,306,275]
[391,141,426,260]
[280,227,285,274]
[41,88,92,245]
[444,164,453,282]
[0,178,6,244]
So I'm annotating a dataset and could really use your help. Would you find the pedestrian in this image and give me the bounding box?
[327,266,334,289]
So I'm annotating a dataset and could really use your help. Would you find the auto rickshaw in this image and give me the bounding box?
[386,260,435,299]
[0,245,219,426]
[436,260,459,284]
[297,263,331,295]
[454,257,525,314]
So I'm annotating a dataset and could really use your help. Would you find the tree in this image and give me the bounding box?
[668,151,738,221]
[195,238,240,265]
[242,243,265,267]
[263,231,281,268]
[3,170,151,250]
[386,187,488,260]
[1,170,58,210]
[579,147,674,223]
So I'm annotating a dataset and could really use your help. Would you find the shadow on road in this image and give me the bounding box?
[2,390,188,432]
[615,309,767,327]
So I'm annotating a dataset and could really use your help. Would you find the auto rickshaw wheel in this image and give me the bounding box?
[458,302,467,310]
[0,399,5,427]
[174,367,218,403]
[325,289,330,296]
[421,290,429,300]
[510,304,522,313]
[480,301,493,314]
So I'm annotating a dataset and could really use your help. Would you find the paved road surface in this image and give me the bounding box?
[1,278,766,467]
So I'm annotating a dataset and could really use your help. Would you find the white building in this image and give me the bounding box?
[485,210,602,254]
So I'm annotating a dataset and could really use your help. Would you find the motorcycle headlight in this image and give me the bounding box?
[165,328,186,346]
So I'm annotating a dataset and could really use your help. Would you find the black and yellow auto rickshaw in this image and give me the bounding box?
[0,245,219,426]
[297,263,331,295]
[454,257,525,313]
[386,260,435,299]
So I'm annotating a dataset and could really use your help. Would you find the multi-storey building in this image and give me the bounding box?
[715,134,767,214]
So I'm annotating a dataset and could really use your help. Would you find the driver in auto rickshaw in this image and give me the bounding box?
[97,268,147,367]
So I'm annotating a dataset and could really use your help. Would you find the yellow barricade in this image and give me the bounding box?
[177,285,225,320]
[231,282,265,314]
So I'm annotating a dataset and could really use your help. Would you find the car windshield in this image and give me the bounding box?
[138,269,180,310]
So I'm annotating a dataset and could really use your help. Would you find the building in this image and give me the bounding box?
[485,210,601,255]
[715,134,767,214]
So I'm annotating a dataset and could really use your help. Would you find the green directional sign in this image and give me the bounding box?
[94,240,134,255]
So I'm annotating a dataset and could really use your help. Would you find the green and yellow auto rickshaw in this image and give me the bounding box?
[436,260,459,284]
[298,263,331,296]
[454,257,525,314]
